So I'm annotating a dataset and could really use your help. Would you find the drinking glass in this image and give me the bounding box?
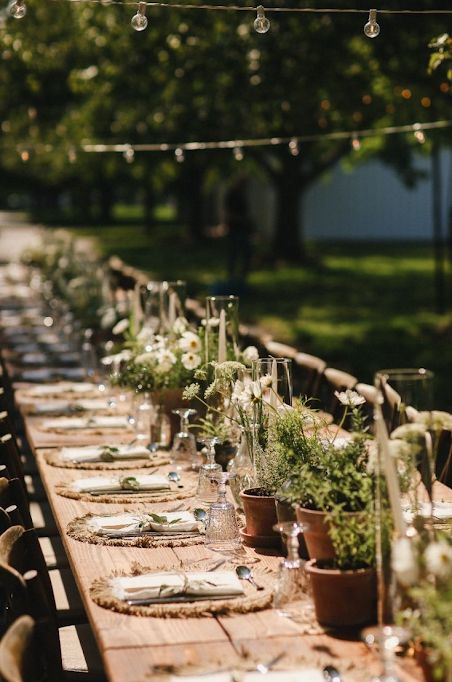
[253,357,293,409]
[272,522,313,620]
[132,392,154,445]
[171,408,198,471]
[205,295,239,365]
[205,471,241,554]
[160,280,186,333]
[197,437,222,504]
[80,329,99,381]
[141,281,161,337]
[362,625,410,682]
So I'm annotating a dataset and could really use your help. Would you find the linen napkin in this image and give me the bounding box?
[21,352,49,365]
[60,443,151,463]
[25,382,98,397]
[170,671,324,682]
[21,367,85,382]
[403,501,452,522]
[88,511,198,535]
[71,474,171,494]
[111,571,244,601]
[42,415,130,431]
[32,398,114,415]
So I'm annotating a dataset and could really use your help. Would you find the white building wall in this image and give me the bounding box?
[304,149,452,240]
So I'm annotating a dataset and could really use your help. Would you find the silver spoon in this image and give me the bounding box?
[168,471,184,488]
[323,665,342,682]
[256,652,285,674]
[193,508,207,523]
[235,565,264,591]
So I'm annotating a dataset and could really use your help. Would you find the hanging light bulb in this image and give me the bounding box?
[8,0,26,19]
[413,124,426,144]
[131,2,148,31]
[123,145,135,163]
[20,149,29,162]
[351,133,361,151]
[233,146,244,161]
[364,9,380,38]
[175,147,185,163]
[254,5,270,34]
[288,138,300,156]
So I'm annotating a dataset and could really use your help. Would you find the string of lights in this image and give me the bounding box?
[6,0,452,35]
[10,119,452,164]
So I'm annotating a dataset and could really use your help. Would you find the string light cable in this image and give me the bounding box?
[8,119,451,162]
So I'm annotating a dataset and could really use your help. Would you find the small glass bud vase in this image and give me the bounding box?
[141,281,161,337]
[228,428,256,509]
[160,280,186,334]
[205,295,239,365]
[252,357,293,409]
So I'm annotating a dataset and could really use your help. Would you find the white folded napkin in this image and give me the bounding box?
[21,367,85,382]
[42,415,130,430]
[71,474,170,494]
[87,511,197,535]
[170,671,324,682]
[21,352,48,365]
[60,444,151,463]
[403,501,452,522]
[111,571,244,601]
[32,398,113,415]
[25,382,98,396]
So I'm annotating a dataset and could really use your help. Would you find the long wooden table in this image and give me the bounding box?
[10,389,449,682]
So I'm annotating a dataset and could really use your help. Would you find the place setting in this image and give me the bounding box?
[66,506,207,547]
[55,470,197,503]
[41,441,171,470]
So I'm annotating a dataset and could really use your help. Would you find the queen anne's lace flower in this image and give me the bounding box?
[391,423,427,439]
[183,383,200,400]
[413,411,452,432]
[425,541,452,580]
[334,389,366,407]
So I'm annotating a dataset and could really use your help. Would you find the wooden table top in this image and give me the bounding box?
[6,364,450,681]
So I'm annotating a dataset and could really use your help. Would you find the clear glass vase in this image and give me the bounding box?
[228,428,256,509]
[205,295,240,365]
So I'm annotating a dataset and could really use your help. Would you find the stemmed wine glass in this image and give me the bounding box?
[273,522,313,620]
[197,437,222,504]
[171,408,198,471]
[362,625,410,682]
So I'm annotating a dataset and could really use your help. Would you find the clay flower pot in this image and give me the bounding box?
[240,488,280,548]
[296,506,365,561]
[414,643,446,682]
[306,559,377,628]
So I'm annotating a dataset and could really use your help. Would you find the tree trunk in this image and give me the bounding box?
[272,164,305,262]
[179,164,205,241]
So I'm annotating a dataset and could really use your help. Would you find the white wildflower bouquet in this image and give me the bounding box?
[111,317,204,392]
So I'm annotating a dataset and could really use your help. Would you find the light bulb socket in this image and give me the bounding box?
[8,0,26,19]
[364,8,380,38]
[131,2,148,31]
[254,5,270,34]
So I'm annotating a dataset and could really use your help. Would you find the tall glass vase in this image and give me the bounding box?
[160,280,186,334]
[140,281,161,339]
[252,357,293,409]
[205,295,239,365]
[228,427,255,509]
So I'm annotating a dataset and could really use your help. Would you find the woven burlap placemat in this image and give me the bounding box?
[43,449,170,470]
[55,482,196,504]
[67,512,205,548]
[90,562,274,618]
[39,426,133,436]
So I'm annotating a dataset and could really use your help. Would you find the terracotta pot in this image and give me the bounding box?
[275,499,308,559]
[240,488,279,548]
[306,559,377,628]
[296,506,364,561]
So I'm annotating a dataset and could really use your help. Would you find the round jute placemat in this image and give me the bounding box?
[55,482,196,504]
[66,512,205,548]
[90,562,274,618]
[43,449,170,470]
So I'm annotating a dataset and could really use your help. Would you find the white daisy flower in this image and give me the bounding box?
[100,307,117,330]
[425,541,452,580]
[334,389,366,407]
[155,349,177,373]
[242,345,259,365]
[259,374,273,389]
[391,537,419,587]
[134,352,156,365]
[179,331,202,353]
[173,317,188,335]
[181,352,202,371]
[112,318,129,335]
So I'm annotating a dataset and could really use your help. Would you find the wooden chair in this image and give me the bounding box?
[0,614,41,682]
[0,563,105,681]
[264,340,298,361]
[0,430,46,502]
[355,382,379,434]
[293,352,327,402]
[0,525,84,626]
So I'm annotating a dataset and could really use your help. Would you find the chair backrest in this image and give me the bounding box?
[0,412,14,440]
[0,614,36,682]
[293,352,327,400]
[264,340,298,361]
[0,435,24,482]
[0,479,33,531]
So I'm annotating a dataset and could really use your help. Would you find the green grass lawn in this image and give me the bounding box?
[70,223,452,410]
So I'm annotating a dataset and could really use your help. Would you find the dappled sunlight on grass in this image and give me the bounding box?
[71,225,452,409]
